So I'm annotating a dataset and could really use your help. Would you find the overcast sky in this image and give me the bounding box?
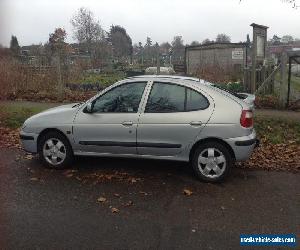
[0,0,299,47]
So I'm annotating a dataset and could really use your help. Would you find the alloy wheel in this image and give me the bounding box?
[197,147,226,178]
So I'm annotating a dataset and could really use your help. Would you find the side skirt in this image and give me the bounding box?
[73,151,188,162]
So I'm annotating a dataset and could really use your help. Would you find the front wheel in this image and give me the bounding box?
[38,131,73,169]
[192,142,233,182]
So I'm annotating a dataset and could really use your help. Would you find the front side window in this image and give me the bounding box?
[145,82,209,113]
[92,82,146,113]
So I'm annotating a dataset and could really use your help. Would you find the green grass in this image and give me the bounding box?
[0,102,55,128]
[254,115,300,144]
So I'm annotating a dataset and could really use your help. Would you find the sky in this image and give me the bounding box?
[0,0,299,47]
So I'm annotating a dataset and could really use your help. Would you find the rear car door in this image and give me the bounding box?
[73,81,147,155]
[137,81,213,156]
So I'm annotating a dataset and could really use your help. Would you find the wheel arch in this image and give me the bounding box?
[189,137,236,162]
[37,128,73,151]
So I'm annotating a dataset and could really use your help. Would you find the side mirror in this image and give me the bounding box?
[85,102,93,113]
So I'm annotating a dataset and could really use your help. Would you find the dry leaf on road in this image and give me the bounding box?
[183,189,193,196]
[24,154,34,160]
[97,197,107,203]
[111,207,119,213]
[124,201,133,207]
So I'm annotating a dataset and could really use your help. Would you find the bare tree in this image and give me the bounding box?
[215,33,231,43]
[71,7,103,54]
[281,0,299,8]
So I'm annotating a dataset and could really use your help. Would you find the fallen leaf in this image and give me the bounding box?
[124,200,133,207]
[97,197,107,203]
[24,154,34,160]
[30,177,38,181]
[130,178,137,183]
[114,193,120,197]
[183,189,193,196]
[111,207,119,213]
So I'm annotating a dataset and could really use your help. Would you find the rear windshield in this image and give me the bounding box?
[211,84,246,99]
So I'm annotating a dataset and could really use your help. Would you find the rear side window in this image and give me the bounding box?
[186,88,209,111]
[145,83,185,112]
[145,82,209,113]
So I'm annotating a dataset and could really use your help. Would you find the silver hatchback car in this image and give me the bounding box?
[20,75,258,182]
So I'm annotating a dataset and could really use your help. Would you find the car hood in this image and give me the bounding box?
[23,103,81,130]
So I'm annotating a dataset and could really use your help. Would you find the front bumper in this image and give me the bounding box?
[19,131,38,153]
[225,130,257,161]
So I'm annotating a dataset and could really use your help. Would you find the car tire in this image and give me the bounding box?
[38,131,73,169]
[192,142,233,183]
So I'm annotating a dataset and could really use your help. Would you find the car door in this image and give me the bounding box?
[73,81,147,155]
[137,81,213,156]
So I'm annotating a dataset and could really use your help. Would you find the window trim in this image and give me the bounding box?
[144,81,210,113]
[86,81,147,114]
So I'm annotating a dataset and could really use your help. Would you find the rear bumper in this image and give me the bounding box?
[225,130,257,161]
[20,131,38,153]
[235,138,260,147]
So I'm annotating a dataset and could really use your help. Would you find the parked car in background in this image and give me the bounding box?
[145,67,175,75]
[20,75,258,182]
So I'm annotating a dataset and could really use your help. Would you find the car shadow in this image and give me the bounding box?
[73,155,194,177]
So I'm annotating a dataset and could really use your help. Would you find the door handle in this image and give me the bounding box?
[122,121,133,126]
[190,121,202,126]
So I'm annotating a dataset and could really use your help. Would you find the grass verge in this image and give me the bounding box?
[254,115,300,144]
[0,102,55,128]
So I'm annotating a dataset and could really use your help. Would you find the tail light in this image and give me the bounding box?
[240,110,253,128]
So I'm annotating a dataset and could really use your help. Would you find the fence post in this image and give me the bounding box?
[56,55,64,100]
[279,52,287,108]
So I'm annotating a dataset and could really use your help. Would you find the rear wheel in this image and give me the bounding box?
[192,142,233,182]
[38,131,73,169]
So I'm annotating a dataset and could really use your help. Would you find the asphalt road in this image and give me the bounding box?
[0,148,299,250]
